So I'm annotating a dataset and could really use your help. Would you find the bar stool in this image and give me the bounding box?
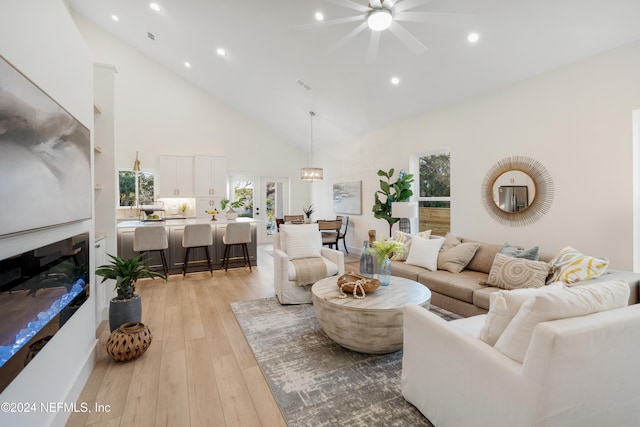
[133,226,168,276]
[222,222,252,272]
[182,224,213,276]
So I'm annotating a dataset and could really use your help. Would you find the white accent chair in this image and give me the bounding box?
[273,223,345,304]
[401,303,640,427]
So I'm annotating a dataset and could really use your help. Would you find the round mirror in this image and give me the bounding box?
[491,170,536,213]
[481,156,554,227]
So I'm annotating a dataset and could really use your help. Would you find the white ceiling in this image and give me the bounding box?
[68,0,640,149]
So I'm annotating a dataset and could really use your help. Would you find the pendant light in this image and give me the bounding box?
[133,151,141,172]
[300,111,323,181]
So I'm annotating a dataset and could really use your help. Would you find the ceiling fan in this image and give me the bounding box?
[295,0,473,63]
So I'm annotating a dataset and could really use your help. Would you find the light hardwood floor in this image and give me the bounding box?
[66,245,301,427]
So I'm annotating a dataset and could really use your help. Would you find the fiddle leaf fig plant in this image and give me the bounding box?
[372,168,414,236]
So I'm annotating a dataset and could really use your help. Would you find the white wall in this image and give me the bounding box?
[315,40,640,270]
[0,1,96,426]
[72,14,311,215]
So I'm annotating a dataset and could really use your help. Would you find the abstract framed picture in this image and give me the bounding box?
[333,181,362,215]
[0,56,91,237]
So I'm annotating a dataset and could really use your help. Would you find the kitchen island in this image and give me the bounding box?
[117,218,258,274]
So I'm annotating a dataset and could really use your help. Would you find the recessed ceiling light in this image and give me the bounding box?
[315,12,324,21]
[467,32,480,43]
[216,48,227,57]
[391,76,400,85]
[184,62,191,68]
[149,2,161,12]
[111,14,119,22]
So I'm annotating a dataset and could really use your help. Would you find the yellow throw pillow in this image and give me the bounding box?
[547,246,609,284]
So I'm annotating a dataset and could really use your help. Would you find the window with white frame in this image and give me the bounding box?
[413,150,451,234]
[118,170,155,207]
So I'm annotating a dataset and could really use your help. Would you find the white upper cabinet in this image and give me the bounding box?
[194,155,227,198]
[158,155,194,198]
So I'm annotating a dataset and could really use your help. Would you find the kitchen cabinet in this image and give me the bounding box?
[159,155,194,198]
[194,155,227,198]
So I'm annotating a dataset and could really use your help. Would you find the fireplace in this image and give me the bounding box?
[0,233,90,393]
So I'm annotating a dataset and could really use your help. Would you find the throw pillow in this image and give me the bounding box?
[440,232,462,251]
[437,242,480,273]
[404,235,444,271]
[284,227,321,260]
[500,243,540,261]
[390,230,431,261]
[494,279,630,363]
[546,246,609,284]
[485,253,551,290]
[479,283,564,346]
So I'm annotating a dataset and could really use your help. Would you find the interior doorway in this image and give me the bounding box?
[229,176,289,244]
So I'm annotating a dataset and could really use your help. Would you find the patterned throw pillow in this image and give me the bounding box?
[500,243,540,261]
[486,253,552,290]
[390,230,431,261]
[546,246,609,284]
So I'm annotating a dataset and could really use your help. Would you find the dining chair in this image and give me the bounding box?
[336,215,349,253]
[317,219,342,249]
[284,215,305,224]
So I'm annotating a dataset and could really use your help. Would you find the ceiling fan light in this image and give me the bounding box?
[367,9,392,31]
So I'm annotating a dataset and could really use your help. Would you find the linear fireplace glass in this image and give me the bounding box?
[0,233,90,393]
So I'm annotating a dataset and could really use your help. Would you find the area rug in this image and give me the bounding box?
[231,298,461,426]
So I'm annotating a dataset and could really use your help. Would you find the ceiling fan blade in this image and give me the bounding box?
[393,0,432,14]
[388,22,427,55]
[325,21,369,54]
[367,31,381,64]
[395,11,474,25]
[382,0,396,10]
[322,0,371,13]
[290,15,365,30]
[370,0,382,8]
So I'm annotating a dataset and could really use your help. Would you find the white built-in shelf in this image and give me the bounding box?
[93,104,102,114]
[94,184,103,190]
[94,145,103,153]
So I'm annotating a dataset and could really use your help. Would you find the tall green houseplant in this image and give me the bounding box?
[372,168,414,236]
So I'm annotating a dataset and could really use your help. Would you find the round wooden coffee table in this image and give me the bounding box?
[311,275,431,354]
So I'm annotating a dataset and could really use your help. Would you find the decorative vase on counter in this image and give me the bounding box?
[226,208,238,220]
[359,241,374,278]
[377,257,392,286]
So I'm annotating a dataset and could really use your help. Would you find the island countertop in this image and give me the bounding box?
[117,217,259,228]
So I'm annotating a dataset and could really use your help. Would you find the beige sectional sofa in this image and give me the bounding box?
[391,237,640,317]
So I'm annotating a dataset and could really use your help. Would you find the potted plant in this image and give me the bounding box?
[96,253,167,332]
[372,168,414,236]
[365,238,405,286]
[303,204,315,223]
[221,197,246,220]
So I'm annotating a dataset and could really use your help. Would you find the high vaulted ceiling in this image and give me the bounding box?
[68,0,640,149]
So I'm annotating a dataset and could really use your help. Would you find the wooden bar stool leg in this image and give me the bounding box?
[204,246,213,275]
[243,243,251,271]
[159,250,168,276]
[183,247,191,277]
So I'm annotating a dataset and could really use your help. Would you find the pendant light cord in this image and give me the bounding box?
[309,111,315,165]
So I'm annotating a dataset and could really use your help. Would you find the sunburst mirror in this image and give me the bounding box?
[480,156,554,227]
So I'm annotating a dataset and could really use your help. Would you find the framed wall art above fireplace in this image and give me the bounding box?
[0,56,91,237]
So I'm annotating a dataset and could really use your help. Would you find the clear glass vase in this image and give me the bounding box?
[377,256,391,286]
[359,241,374,278]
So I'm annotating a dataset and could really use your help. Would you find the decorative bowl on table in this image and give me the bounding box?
[337,271,381,297]
[206,209,218,221]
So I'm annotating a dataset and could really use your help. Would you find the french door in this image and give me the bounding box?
[229,176,289,243]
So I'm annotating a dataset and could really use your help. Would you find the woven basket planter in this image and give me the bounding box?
[106,322,152,362]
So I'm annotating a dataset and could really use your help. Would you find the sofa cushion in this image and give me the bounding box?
[405,235,444,271]
[472,286,500,311]
[279,223,319,254]
[419,270,487,303]
[500,243,540,261]
[390,260,427,282]
[461,239,504,273]
[547,246,609,284]
[494,279,630,363]
[486,253,552,290]
[438,239,481,274]
[479,284,565,346]
[390,230,432,261]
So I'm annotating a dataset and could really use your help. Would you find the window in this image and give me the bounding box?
[119,170,155,207]
[414,150,451,235]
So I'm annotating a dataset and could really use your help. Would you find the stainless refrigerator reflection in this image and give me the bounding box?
[498,186,528,212]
